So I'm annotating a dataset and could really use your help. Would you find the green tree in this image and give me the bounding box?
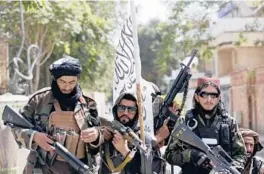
[153,1,223,78]
[0,1,117,97]
[138,19,165,87]
[136,1,223,90]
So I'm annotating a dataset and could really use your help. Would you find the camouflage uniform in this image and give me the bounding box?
[12,87,103,174]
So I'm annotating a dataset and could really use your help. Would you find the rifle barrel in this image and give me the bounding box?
[186,48,198,67]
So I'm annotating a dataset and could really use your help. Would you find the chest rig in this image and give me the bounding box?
[48,99,87,161]
[185,110,231,153]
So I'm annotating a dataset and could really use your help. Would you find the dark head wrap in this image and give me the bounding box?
[49,55,82,79]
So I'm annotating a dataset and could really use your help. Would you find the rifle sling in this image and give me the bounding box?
[105,143,135,172]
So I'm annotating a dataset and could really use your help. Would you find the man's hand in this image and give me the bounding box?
[157,140,165,149]
[112,130,130,157]
[169,101,180,114]
[101,127,113,141]
[155,118,170,144]
[80,127,99,143]
[33,132,55,152]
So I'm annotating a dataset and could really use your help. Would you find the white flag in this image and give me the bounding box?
[113,16,154,134]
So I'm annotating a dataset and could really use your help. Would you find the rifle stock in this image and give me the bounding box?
[171,123,240,174]
[3,104,35,129]
[2,105,91,174]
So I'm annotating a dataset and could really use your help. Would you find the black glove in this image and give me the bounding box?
[190,149,211,168]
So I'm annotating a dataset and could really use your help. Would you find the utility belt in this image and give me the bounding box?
[48,101,86,161]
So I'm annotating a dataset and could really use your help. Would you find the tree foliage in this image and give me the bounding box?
[0,1,117,96]
[138,19,164,86]
[154,1,223,76]
[137,1,223,89]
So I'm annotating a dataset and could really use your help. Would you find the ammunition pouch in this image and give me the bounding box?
[219,122,231,152]
[48,104,86,161]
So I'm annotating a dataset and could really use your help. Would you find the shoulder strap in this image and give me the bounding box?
[104,143,135,172]
[53,100,62,111]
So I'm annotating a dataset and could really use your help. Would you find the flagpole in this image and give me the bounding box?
[130,0,145,143]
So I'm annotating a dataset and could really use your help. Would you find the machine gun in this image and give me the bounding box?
[170,123,241,174]
[2,105,91,174]
[154,49,198,133]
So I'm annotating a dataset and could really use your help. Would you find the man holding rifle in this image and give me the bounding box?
[100,92,157,174]
[151,83,179,174]
[165,77,246,174]
[10,55,103,174]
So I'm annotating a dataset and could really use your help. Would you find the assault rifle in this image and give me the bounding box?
[170,123,241,174]
[111,120,153,174]
[101,118,153,174]
[2,105,90,174]
[111,120,147,152]
[154,49,198,133]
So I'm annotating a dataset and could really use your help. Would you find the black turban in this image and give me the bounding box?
[49,55,82,79]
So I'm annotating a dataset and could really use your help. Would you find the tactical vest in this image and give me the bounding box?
[185,110,232,153]
[33,97,92,160]
[48,100,86,160]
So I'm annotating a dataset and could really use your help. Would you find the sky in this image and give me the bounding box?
[134,0,168,24]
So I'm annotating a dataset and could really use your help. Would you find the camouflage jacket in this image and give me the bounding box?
[165,112,246,173]
[11,87,103,168]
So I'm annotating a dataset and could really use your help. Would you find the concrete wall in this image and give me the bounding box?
[217,48,233,77]
[230,69,249,128]
[235,47,264,70]
[217,46,264,77]
[230,66,264,134]
[0,94,29,174]
[253,66,264,133]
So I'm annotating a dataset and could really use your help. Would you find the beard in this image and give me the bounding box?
[196,102,217,116]
[117,114,136,128]
[246,152,253,159]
